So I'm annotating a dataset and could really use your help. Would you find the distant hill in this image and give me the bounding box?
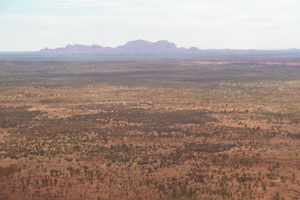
[40,44,112,53]
[40,40,200,54]
[40,40,300,55]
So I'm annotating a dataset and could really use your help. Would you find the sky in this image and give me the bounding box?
[1,0,300,51]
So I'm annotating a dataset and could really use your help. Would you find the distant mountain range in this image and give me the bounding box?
[40,40,201,54]
[40,40,300,55]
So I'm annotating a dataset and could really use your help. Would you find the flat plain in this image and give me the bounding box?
[0,54,299,200]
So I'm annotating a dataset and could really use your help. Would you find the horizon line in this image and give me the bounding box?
[1,40,300,52]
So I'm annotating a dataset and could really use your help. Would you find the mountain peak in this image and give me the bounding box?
[124,40,152,46]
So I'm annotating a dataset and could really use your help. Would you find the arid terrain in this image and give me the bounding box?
[0,55,299,200]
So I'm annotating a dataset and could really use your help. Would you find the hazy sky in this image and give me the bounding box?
[1,0,300,51]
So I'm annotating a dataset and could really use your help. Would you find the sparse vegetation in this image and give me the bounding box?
[0,55,299,199]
